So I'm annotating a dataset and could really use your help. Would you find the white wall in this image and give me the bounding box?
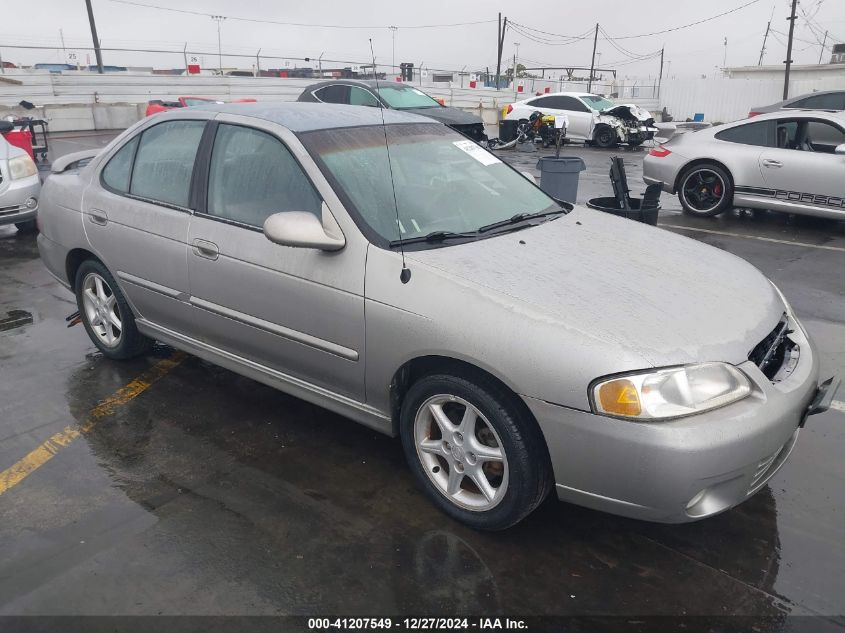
[658,75,845,123]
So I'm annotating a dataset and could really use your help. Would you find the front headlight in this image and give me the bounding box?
[591,362,751,420]
[9,154,37,180]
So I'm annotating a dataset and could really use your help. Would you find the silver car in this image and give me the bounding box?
[37,103,837,530]
[0,126,40,232]
[643,110,845,219]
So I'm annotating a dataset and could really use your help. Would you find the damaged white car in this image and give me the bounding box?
[505,91,657,148]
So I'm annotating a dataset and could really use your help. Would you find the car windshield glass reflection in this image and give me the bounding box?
[302,123,559,246]
[374,86,442,109]
[582,95,616,111]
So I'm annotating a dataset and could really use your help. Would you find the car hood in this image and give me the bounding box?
[600,104,654,122]
[405,207,782,367]
[399,106,482,126]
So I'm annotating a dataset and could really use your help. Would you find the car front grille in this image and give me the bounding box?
[749,313,794,381]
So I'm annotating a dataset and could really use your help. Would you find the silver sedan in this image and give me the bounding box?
[644,110,845,219]
[37,103,836,529]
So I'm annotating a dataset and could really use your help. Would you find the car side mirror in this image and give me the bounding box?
[263,211,345,251]
[836,143,845,155]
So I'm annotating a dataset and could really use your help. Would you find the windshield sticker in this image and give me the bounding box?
[453,140,501,166]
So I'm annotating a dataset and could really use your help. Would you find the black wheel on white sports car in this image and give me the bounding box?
[678,163,733,217]
[593,125,616,149]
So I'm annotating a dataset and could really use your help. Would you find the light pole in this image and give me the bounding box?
[389,26,398,76]
[211,15,226,75]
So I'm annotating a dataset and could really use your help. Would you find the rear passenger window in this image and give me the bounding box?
[792,93,844,110]
[101,136,138,193]
[130,121,205,208]
[715,121,773,147]
[206,124,322,228]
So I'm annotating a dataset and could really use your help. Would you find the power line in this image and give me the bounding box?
[110,0,497,30]
[602,0,764,39]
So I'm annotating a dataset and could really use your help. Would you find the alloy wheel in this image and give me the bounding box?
[81,272,123,348]
[682,169,726,213]
[414,395,509,511]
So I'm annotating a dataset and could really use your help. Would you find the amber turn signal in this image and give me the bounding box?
[597,379,642,417]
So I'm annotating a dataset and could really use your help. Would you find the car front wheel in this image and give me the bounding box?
[593,125,617,148]
[400,373,551,530]
[75,259,152,360]
[678,164,733,217]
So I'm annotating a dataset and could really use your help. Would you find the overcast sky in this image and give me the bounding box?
[2,0,844,78]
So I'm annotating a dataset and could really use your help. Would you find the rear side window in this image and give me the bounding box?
[101,136,138,193]
[130,121,205,207]
[791,93,844,110]
[206,124,322,228]
[715,121,773,147]
[314,85,349,104]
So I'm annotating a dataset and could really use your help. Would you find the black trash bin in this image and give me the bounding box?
[586,196,660,225]
[498,119,519,143]
[536,156,586,203]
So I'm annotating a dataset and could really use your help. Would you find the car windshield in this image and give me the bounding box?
[301,123,559,247]
[374,85,441,109]
[581,95,616,111]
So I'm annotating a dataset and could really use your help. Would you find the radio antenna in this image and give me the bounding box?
[370,38,410,284]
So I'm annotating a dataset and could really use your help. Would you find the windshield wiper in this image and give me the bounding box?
[477,208,567,233]
[389,230,478,247]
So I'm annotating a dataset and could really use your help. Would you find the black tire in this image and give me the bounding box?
[15,220,37,233]
[400,373,552,530]
[593,125,617,149]
[74,259,152,360]
[678,163,733,217]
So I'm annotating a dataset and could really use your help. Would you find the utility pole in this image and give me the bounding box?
[389,26,398,75]
[658,47,664,99]
[255,48,261,77]
[783,0,797,99]
[211,15,226,76]
[495,13,508,90]
[182,43,188,74]
[513,42,520,91]
[587,23,599,92]
[318,52,324,77]
[723,37,728,69]
[818,30,829,64]
[758,19,771,65]
[85,0,104,74]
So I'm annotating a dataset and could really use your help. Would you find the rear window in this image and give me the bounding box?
[715,121,773,147]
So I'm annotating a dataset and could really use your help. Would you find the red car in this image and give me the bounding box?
[145,96,256,117]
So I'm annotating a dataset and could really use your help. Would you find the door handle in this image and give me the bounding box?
[192,239,219,260]
[762,159,783,168]
[89,209,109,225]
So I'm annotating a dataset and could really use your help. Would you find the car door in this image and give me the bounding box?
[186,115,366,400]
[82,116,208,333]
[557,96,594,140]
[758,117,845,217]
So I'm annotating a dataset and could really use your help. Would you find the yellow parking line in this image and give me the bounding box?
[0,352,186,497]
[658,223,845,253]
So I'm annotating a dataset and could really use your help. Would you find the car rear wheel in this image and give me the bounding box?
[400,373,551,530]
[678,164,733,217]
[75,259,152,360]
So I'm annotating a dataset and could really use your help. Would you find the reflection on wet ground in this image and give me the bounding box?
[0,134,843,627]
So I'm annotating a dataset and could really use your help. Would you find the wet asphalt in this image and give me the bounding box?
[0,131,844,628]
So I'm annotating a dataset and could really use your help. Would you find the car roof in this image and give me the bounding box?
[741,109,845,123]
[188,101,435,132]
[303,79,412,91]
[516,91,596,102]
[786,89,845,102]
